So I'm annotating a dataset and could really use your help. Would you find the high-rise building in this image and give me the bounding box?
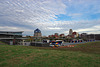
[54,33,59,36]
[34,28,42,37]
[69,29,73,35]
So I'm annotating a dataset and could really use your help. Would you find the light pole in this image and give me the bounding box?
[13,35,15,45]
[94,34,95,40]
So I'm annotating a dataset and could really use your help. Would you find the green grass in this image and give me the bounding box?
[0,41,7,45]
[0,41,100,67]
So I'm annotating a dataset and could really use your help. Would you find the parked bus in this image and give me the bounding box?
[49,40,64,47]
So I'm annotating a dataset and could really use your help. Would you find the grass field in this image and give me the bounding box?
[0,41,100,67]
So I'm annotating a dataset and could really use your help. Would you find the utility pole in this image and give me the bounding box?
[94,34,95,40]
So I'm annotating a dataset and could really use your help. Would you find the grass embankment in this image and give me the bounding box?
[0,41,100,67]
[0,41,7,45]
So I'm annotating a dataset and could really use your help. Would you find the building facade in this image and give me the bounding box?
[69,29,73,35]
[80,33,100,40]
[72,32,79,38]
[0,31,23,45]
[34,28,42,37]
[0,31,23,38]
[60,34,65,38]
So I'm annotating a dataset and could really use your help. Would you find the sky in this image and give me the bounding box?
[0,0,100,36]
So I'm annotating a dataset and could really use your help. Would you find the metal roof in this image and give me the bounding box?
[0,31,24,33]
[34,28,41,33]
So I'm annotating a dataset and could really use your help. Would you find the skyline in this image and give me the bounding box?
[0,0,100,36]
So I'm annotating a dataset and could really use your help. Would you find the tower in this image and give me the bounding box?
[34,28,42,37]
[69,29,73,35]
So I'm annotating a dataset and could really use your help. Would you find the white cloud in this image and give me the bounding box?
[0,0,100,36]
[58,20,100,35]
[94,25,100,28]
[0,26,31,31]
[68,0,72,2]
[47,27,63,30]
[68,13,82,19]
[0,0,67,28]
[0,26,34,36]
[15,10,24,13]
[74,25,100,34]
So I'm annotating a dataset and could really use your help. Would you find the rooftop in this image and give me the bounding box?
[0,31,23,35]
[34,28,41,33]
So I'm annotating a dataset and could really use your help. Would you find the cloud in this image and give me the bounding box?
[68,0,72,2]
[74,25,100,34]
[0,0,67,25]
[15,10,24,13]
[47,27,63,30]
[0,26,34,36]
[59,20,100,34]
[0,26,32,32]
[68,13,82,16]
[64,0,100,20]
[63,25,100,35]
[0,0,100,36]
[0,0,67,35]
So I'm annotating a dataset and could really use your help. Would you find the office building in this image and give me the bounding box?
[34,28,42,37]
[0,31,23,38]
[69,29,73,35]
[0,31,23,45]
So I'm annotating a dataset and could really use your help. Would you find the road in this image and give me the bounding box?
[63,41,93,46]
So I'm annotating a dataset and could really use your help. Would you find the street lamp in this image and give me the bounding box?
[94,34,95,40]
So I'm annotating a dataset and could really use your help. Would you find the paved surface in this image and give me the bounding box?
[63,41,93,46]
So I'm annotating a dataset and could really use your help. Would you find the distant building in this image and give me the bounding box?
[48,35,54,38]
[34,28,42,37]
[67,35,72,38]
[80,33,87,39]
[87,34,100,40]
[0,31,23,38]
[69,29,73,35]
[60,34,65,37]
[81,33,87,36]
[0,31,23,45]
[80,33,100,40]
[72,32,79,38]
[54,33,59,38]
[54,33,59,36]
